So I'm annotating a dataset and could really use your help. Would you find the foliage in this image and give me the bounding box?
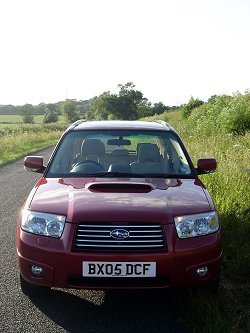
[183,92,250,135]
[77,100,90,116]
[140,112,169,123]
[181,280,250,333]
[43,107,59,124]
[89,92,114,120]
[115,82,145,120]
[89,82,169,120]
[61,99,81,123]
[0,114,66,127]
[151,101,170,115]
[137,101,170,118]
[46,103,60,114]
[136,100,152,118]
[143,109,250,332]
[0,85,169,121]
[181,97,204,118]
[0,100,90,117]
[89,83,145,120]
[219,93,250,134]
[0,123,66,138]
[0,124,67,166]
[181,290,229,333]
[0,104,21,115]
[33,103,46,115]
[20,104,34,124]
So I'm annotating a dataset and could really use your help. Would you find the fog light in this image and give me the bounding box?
[196,266,208,277]
[31,265,43,276]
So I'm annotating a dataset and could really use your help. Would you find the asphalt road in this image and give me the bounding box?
[0,147,191,333]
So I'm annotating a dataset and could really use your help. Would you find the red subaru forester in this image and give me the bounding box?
[17,120,221,295]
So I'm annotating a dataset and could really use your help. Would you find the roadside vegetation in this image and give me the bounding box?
[143,94,250,333]
[0,87,249,332]
[0,124,66,166]
[0,114,64,127]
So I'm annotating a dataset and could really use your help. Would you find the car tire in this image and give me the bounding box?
[20,274,51,297]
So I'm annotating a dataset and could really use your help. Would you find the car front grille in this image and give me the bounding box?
[73,223,165,251]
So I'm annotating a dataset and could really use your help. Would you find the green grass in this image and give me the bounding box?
[0,114,64,125]
[0,124,67,166]
[180,290,230,333]
[0,115,67,165]
[143,110,250,332]
[0,114,23,124]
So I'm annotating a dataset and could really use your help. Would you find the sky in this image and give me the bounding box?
[0,0,250,106]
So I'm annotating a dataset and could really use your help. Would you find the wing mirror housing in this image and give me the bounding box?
[24,156,45,173]
[196,158,217,175]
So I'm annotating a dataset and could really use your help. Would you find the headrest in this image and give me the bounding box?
[138,143,160,163]
[81,139,105,157]
[112,149,129,157]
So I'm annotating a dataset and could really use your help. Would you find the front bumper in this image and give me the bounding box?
[17,223,222,289]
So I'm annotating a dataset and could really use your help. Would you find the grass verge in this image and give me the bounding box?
[0,124,66,166]
[143,111,250,332]
[180,279,250,333]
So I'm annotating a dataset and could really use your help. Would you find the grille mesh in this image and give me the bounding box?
[73,223,165,251]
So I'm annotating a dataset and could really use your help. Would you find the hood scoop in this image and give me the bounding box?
[86,181,155,193]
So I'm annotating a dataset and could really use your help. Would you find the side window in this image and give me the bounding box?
[168,137,191,174]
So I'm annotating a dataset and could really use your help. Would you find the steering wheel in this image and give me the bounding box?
[72,159,105,172]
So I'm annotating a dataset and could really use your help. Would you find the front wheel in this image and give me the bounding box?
[20,274,51,297]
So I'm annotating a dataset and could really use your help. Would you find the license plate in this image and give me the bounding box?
[82,261,156,277]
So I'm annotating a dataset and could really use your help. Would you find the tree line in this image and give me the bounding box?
[1,83,179,124]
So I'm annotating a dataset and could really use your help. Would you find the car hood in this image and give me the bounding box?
[28,177,213,224]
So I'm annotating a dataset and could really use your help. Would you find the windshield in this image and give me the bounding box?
[47,130,193,178]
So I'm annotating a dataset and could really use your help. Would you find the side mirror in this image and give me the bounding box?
[24,156,45,173]
[196,158,217,175]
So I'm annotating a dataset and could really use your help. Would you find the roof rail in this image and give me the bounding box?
[152,120,175,131]
[65,119,87,132]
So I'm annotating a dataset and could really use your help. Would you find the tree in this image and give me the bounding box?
[89,83,146,120]
[151,102,170,115]
[61,99,81,123]
[88,82,171,120]
[207,95,218,104]
[89,92,114,120]
[137,100,152,118]
[20,104,34,124]
[115,82,144,120]
[181,97,204,118]
[33,103,46,115]
[46,103,59,114]
[43,107,58,123]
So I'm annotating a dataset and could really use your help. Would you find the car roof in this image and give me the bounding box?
[67,120,176,132]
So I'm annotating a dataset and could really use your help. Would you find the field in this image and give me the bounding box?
[0,114,64,127]
[0,115,67,165]
[0,110,250,332]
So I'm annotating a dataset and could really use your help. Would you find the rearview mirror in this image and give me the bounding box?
[196,158,217,175]
[107,139,131,146]
[24,156,45,173]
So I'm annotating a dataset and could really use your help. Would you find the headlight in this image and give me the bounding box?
[21,210,66,238]
[174,211,219,239]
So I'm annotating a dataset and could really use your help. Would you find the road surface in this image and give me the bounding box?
[0,147,191,333]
